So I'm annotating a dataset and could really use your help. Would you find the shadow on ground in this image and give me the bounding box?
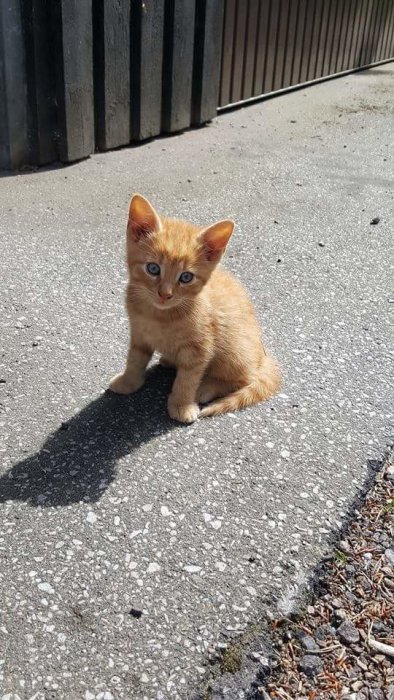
[0,365,176,507]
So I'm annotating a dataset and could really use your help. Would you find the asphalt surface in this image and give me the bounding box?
[0,64,393,700]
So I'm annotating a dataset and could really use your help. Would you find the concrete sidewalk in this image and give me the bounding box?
[0,64,393,700]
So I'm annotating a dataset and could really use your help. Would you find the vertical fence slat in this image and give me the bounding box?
[369,0,385,63]
[291,0,308,84]
[192,0,224,123]
[282,0,299,87]
[314,0,331,78]
[342,0,358,70]
[219,0,236,106]
[273,0,291,91]
[335,0,352,73]
[382,0,394,58]
[389,4,394,55]
[359,0,374,66]
[230,0,248,103]
[252,0,270,95]
[299,0,317,83]
[50,0,94,162]
[307,0,325,80]
[0,0,29,169]
[364,0,379,64]
[353,0,370,66]
[377,0,394,61]
[322,0,338,75]
[22,0,56,165]
[130,0,164,141]
[242,0,260,100]
[328,0,344,75]
[263,0,281,93]
[94,0,130,151]
[347,0,365,68]
[162,0,196,132]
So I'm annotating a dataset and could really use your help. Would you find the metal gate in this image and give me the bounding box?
[219,0,394,108]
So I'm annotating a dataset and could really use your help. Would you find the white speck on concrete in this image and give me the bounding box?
[86,511,97,524]
[147,563,161,574]
[211,520,222,530]
[215,562,226,572]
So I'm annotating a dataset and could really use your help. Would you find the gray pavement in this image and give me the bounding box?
[0,64,393,700]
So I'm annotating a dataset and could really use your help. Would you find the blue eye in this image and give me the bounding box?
[179,271,194,284]
[146,262,161,276]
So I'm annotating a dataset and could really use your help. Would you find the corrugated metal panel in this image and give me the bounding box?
[219,0,394,108]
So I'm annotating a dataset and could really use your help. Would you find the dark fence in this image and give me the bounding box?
[220,0,394,107]
[0,0,224,169]
[0,0,393,170]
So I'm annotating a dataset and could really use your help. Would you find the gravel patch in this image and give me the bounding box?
[258,458,394,699]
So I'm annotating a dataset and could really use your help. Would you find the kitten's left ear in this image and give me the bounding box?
[199,220,235,263]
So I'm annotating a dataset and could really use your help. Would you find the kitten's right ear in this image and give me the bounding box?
[128,194,162,241]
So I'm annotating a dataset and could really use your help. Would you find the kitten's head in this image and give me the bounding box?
[126,194,234,310]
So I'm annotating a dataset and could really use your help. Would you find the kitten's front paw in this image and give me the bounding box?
[109,372,144,395]
[167,398,200,424]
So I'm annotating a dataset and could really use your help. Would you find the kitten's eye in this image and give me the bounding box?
[146,262,161,276]
[179,271,194,284]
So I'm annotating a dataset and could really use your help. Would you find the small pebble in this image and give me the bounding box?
[370,217,380,225]
[299,654,323,677]
[385,548,394,566]
[368,690,384,700]
[298,633,319,652]
[337,620,360,645]
[315,624,336,640]
[129,608,143,619]
[386,464,394,482]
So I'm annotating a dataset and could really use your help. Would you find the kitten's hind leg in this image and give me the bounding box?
[197,378,232,405]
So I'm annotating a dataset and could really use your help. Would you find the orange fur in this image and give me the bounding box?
[110,194,281,423]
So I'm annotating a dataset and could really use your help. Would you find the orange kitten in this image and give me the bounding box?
[110,194,281,423]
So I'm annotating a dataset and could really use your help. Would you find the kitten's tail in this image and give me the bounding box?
[200,354,281,418]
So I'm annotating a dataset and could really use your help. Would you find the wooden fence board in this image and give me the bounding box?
[192,0,224,122]
[130,0,165,140]
[0,0,29,169]
[162,0,196,132]
[94,0,130,150]
[50,0,94,162]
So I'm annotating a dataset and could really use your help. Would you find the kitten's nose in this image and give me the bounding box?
[158,287,173,301]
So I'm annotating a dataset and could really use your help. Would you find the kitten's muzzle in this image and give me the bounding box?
[158,285,173,302]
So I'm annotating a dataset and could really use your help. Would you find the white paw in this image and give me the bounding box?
[108,373,144,395]
[167,398,200,424]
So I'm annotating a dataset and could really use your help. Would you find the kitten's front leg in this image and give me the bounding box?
[109,341,152,395]
[167,352,208,423]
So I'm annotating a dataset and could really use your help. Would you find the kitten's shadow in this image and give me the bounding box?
[0,366,176,507]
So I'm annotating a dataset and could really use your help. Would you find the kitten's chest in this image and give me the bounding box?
[133,316,188,355]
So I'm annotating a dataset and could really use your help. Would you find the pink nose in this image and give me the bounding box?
[158,290,173,300]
